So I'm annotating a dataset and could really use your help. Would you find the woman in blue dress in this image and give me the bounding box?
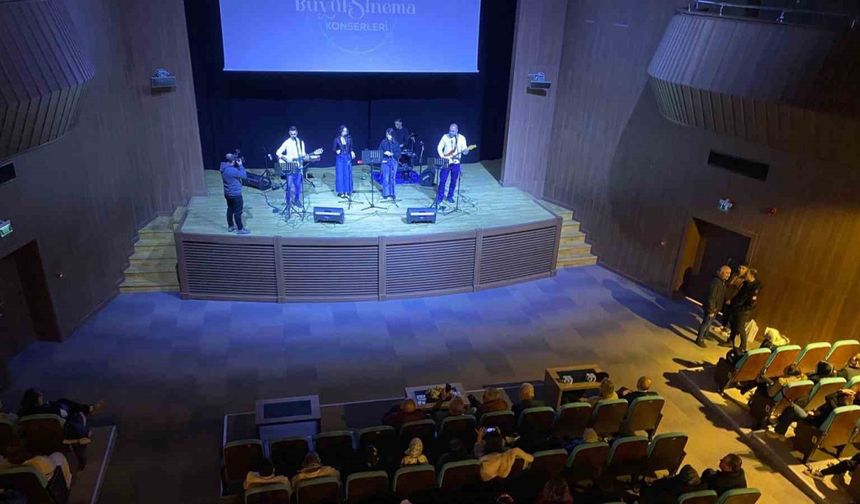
[332,125,355,197]
[378,128,401,199]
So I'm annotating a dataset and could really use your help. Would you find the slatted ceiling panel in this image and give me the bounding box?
[183,241,277,297]
[480,227,556,285]
[282,245,378,297]
[0,0,95,160]
[385,239,475,295]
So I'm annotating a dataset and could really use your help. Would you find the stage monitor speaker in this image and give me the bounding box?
[242,172,272,191]
[407,207,436,224]
[419,168,436,187]
[314,207,345,224]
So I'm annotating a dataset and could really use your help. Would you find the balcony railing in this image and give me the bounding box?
[687,0,857,29]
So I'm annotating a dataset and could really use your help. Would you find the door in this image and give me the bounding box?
[676,219,751,305]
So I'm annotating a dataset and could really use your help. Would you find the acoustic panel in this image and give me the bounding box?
[0,0,95,160]
[479,226,556,285]
[384,238,476,295]
[182,241,277,298]
[281,245,378,298]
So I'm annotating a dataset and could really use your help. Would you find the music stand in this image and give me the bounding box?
[360,149,388,211]
[282,160,304,221]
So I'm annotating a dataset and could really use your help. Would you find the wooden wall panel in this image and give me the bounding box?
[541,0,860,345]
[500,0,568,195]
[0,0,204,337]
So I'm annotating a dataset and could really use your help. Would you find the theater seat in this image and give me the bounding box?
[827,340,860,371]
[565,441,609,484]
[223,439,264,485]
[345,470,388,503]
[357,425,397,464]
[605,436,648,480]
[439,414,476,447]
[0,418,16,456]
[245,483,291,504]
[399,419,435,451]
[392,464,435,500]
[714,348,771,393]
[479,410,516,434]
[794,405,860,463]
[678,490,718,504]
[313,431,355,470]
[295,476,340,504]
[647,432,687,476]
[0,465,68,504]
[516,407,556,439]
[529,448,567,480]
[589,399,628,437]
[716,487,761,504]
[18,414,65,455]
[795,342,831,375]
[437,459,481,491]
[760,345,801,379]
[269,436,309,477]
[620,395,664,439]
[553,402,592,440]
[804,377,846,411]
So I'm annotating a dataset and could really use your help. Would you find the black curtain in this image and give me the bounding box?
[184,0,516,172]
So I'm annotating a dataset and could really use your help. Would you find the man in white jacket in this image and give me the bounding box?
[435,123,470,205]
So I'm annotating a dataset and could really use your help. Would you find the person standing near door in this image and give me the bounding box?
[728,269,760,351]
[696,265,731,348]
[720,262,749,338]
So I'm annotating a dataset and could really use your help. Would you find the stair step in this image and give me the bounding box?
[120,285,180,293]
[130,247,176,261]
[562,220,580,231]
[557,255,598,268]
[558,242,591,256]
[124,260,176,274]
[559,232,586,244]
[135,235,175,248]
[172,206,188,224]
[122,271,178,286]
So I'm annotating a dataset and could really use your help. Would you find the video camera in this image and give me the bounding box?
[225,149,245,166]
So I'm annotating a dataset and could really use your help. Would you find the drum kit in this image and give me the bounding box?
[397,133,424,175]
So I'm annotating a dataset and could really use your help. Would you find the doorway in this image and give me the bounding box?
[674,219,752,304]
[0,241,60,362]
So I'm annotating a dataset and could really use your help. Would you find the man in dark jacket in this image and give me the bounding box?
[728,269,760,350]
[702,453,747,495]
[220,153,249,234]
[641,464,705,503]
[774,388,854,436]
[696,265,731,347]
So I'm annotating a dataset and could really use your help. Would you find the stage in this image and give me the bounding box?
[176,162,562,302]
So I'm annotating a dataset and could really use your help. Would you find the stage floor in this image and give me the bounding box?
[180,162,555,237]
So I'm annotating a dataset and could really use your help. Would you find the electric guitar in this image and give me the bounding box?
[279,148,324,175]
[444,144,477,158]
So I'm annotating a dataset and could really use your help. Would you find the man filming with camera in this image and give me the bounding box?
[220,151,250,235]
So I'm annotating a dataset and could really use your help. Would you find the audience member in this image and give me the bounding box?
[726,268,760,351]
[534,476,574,504]
[382,399,427,430]
[774,389,854,436]
[696,265,730,348]
[474,429,533,481]
[0,439,72,489]
[720,263,749,338]
[702,454,746,495]
[18,388,102,442]
[640,464,704,504]
[840,354,860,380]
[512,383,545,418]
[436,438,471,472]
[243,457,291,491]
[563,428,600,452]
[808,361,837,383]
[400,438,429,467]
[748,363,805,413]
[807,453,860,480]
[432,395,468,425]
[468,388,508,418]
[618,376,656,403]
[291,452,340,489]
[587,378,617,405]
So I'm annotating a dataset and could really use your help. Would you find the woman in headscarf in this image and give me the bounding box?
[291,452,340,488]
[400,438,429,466]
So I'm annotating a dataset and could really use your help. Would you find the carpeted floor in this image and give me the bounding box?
[2,266,811,503]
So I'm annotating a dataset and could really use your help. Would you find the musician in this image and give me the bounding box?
[379,128,401,199]
[332,125,355,198]
[435,123,470,205]
[393,118,411,148]
[220,152,249,234]
[276,126,306,207]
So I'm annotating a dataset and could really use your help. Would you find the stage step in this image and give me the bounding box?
[120,208,185,293]
[539,200,598,270]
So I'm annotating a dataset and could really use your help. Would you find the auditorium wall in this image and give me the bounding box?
[0,0,204,342]
[506,0,860,345]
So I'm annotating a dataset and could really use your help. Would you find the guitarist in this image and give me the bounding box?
[276,126,321,208]
[435,123,471,205]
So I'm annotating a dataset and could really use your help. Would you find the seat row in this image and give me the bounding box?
[715,339,859,393]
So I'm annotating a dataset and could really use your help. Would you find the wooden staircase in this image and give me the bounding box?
[541,201,598,269]
[119,207,186,293]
